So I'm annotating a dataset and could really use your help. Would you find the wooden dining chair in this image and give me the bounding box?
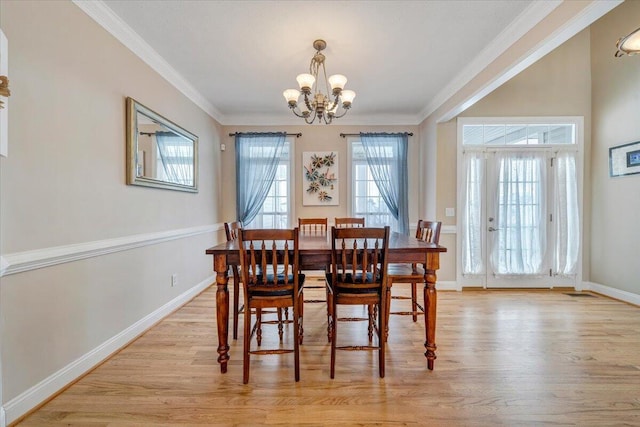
[326,226,390,378]
[238,228,305,384]
[386,220,442,339]
[335,217,365,228]
[298,217,328,235]
[224,221,244,340]
[298,218,329,307]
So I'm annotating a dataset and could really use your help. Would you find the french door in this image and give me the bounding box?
[457,118,582,289]
[486,150,553,287]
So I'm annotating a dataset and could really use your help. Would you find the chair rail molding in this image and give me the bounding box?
[0,224,223,277]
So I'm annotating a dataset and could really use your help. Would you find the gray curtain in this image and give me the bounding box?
[156,131,193,186]
[235,132,286,225]
[360,132,409,234]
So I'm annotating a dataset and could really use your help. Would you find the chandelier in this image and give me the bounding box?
[283,40,355,124]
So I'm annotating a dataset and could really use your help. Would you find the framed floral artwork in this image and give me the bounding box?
[302,151,339,206]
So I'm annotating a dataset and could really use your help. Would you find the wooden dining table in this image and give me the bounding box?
[205,231,447,373]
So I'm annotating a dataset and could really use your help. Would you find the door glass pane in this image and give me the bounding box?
[491,153,547,276]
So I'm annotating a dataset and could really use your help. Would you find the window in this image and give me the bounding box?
[156,134,194,186]
[245,140,292,229]
[350,141,398,230]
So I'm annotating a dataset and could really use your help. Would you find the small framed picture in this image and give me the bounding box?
[610,141,640,177]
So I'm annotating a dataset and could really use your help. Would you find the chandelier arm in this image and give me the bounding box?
[290,108,307,119]
[332,106,351,119]
[328,92,340,112]
[302,92,314,112]
[305,113,317,124]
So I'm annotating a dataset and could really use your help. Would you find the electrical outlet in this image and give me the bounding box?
[445,208,455,217]
[171,274,178,287]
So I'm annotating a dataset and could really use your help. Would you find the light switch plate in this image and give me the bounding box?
[445,208,455,217]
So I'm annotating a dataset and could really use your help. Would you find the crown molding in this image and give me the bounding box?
[427,0,622,124]
[72,0,223,123]
[419,0,562,123]
[222,112,423,127]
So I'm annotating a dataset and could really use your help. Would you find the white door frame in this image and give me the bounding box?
[456,116,584,289]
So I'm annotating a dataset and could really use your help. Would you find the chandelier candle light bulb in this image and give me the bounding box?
[283,39,355,124]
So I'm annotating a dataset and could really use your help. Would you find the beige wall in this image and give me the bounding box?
[589,0,640,295]
[220,125,420,226]
[435,28,593,283]
[0,0,223,404]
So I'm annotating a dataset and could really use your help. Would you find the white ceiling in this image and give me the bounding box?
[98,0,555,125]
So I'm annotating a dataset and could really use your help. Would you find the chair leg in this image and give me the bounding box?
[378,295,386,378]
[243,302,251,384]
[298,291,305,345]
[367,304,375,342]
[411,282,418,322]
[256,308,262,346]
[385,286,391,343]
[330,301,337,379]
[233,275,240,340]
[326,288,333,342]
[293,303,300,382]
[277,307,284,341]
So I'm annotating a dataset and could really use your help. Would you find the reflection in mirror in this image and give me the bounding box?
[126,97,198,192]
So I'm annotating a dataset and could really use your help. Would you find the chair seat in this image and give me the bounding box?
[249,274,306,296]
[387,264,425,281]
[326,272,382,293]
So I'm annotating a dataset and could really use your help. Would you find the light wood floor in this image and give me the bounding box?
[16,280,640,426]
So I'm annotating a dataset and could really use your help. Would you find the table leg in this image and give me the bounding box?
[423,252,439,370]
[214,254,230,373]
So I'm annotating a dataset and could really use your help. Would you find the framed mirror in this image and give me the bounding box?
[126,97,198,192]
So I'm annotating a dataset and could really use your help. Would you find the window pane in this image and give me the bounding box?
[505,125,527,145]
[485,125,505,145]
[351,142,398,231]
[244,140,291,229]
[463,123,576,146]
[547,125,574,144]
[527,125,549,144]
[463,125,484,145]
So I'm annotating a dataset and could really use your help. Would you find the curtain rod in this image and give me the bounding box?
[340,132,413,138]
[228,132,302,137]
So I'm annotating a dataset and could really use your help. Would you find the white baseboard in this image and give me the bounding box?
[436,280,461,291]
[3,276,215,425]
[582,281,640,306]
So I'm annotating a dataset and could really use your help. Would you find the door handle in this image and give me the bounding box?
[488,227,500,232]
